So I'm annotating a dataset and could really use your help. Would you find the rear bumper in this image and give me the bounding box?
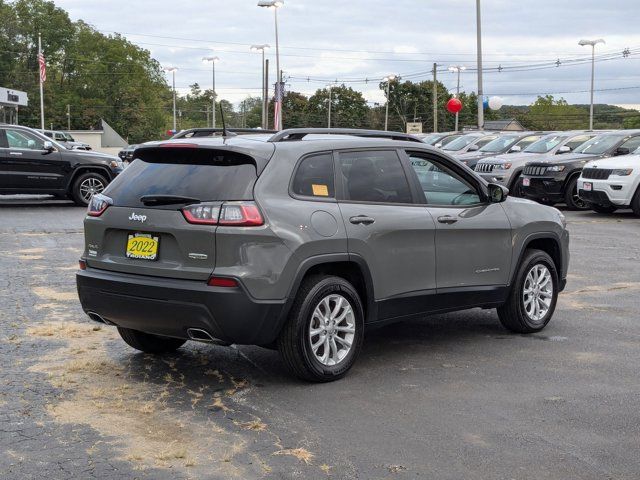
[521,177,565,203]
[76,267,286,345]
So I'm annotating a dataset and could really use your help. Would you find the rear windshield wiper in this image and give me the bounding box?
[140,195,201,206]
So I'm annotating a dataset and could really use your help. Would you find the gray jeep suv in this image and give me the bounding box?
[76,128,569,382]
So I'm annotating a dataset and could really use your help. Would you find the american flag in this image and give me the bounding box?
[274,81,284,130]
[37,52,46,83]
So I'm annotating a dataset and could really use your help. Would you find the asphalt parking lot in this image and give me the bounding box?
[1,196,639,480]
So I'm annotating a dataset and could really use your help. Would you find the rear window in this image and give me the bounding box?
[104,148,258,207]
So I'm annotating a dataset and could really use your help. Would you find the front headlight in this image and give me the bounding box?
[547,165,565,172]
[109,160,124,169]
[494,163,512,170]
[611,169,633,176]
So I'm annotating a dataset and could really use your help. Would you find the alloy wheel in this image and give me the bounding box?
[522,264,554,323]
[79,177,105,203]
[309,294,355,366]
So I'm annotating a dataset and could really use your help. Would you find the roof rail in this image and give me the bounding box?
[172,128,278,139]
[268,128,423,143]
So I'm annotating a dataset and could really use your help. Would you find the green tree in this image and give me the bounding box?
[307,85,369,128]
[520,95,589,130]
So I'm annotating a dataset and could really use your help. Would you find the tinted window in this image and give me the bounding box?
[339,150,412,203]
[620,136,640,152]
[475,136,498,148]
[104,149,258,207]
[524,135,565,153]
[292,153,335,198]
[479,135,519,152]
[6,129,45,150]
[409,154,481,206]
[514,135,542,150]
[443,135,478,151]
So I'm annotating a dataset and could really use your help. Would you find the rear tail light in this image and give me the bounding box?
[182,202,263,226]
[78,259,87,270]
[87,193,112,217]
[182,203,221,225]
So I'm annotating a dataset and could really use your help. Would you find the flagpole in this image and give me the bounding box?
[38,33,45,130]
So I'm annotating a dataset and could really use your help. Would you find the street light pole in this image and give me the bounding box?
[164,67,178,132]
[383,75,397,131]
[448,65,466,132]
[202,56,219,128]
[579,38,605,130]
[258,1,284,129]
[251,45,270,129]
[476,0,484,130]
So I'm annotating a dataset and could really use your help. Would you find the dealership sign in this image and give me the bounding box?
[406,122,423,134]
[0,87,28,107]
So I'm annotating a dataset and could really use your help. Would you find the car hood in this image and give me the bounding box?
[584,155,640,170]
[527,152,600,165]
[477,151,542,164]
[65,149,120,161]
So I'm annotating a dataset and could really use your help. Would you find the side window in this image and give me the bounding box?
[6,129,44,150]
[476,136,497,148]
[408,154,481,206]
[565,135,592,150]
[291,152,335,198]
[338,150,412,204]
[515,135,541,150]
[620,136,640,153]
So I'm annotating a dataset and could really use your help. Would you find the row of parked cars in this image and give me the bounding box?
[422,129,640,216]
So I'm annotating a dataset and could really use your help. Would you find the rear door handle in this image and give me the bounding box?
[349,215,375,225]
[437,215,458,225]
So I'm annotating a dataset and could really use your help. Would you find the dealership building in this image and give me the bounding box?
[0,87,28,124]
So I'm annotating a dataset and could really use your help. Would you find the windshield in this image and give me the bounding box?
[479,135,519,153]
[443,135,480,151]
[421,133,445,145]
[524,135,566,153]
[574,135,622,155]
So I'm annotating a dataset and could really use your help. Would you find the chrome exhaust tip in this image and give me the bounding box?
[186,328,228,345]
[87,311,115,325]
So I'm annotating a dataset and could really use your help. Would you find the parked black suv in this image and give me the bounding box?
[0,125,124,205]
[521,130,640,209]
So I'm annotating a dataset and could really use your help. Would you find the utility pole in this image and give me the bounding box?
[328,85,333,128]
[38,33,45,130]
[476,0,484,130]
[66,104,70,130]
[264,59,270,129]
[206,105,210,127]
[432,63,438,133]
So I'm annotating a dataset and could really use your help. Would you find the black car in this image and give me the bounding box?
[118,144,138,162]
[0,125,124,206]
[521,130,640,209]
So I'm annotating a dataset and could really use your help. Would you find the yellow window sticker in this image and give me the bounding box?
[312,184,329,196]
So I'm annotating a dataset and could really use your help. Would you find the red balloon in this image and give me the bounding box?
[446,98,463,114]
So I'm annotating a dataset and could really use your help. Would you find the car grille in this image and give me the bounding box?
[475,163,495,173]
[524,165,548,176]
[582,168,612,180]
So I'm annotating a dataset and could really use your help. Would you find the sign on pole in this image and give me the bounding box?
[406,122,423,134]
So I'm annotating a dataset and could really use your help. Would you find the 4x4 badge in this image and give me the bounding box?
[129,213,147,223]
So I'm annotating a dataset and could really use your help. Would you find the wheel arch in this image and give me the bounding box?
[65,166,112,193]
[561,169,583,195]
[282,254,376,326]
[512,233,565,291]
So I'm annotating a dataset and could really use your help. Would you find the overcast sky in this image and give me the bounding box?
[54,0,640,108]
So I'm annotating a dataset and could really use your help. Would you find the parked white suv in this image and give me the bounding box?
[577,151,640,215]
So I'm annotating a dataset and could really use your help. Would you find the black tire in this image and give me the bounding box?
[631,187,640,217]
[71,172,108,206]
[498,249,559,334]
[509,174,524,198]
[117,327,187,354]
[591,204,618,214]
[277,275,365,382]
[563,175,589,210]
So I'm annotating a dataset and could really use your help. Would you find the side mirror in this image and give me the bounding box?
[434,142,442,148]
[487,183,507,203]
[557,145,571,154]
[43,141,55,152]
[615,146,630,156]
[509,145,521,153]
[467,144,480,152]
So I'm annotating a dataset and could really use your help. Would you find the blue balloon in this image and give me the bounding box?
[482,98,489,110]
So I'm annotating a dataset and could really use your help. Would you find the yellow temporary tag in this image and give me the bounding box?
[312,184,329,196]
